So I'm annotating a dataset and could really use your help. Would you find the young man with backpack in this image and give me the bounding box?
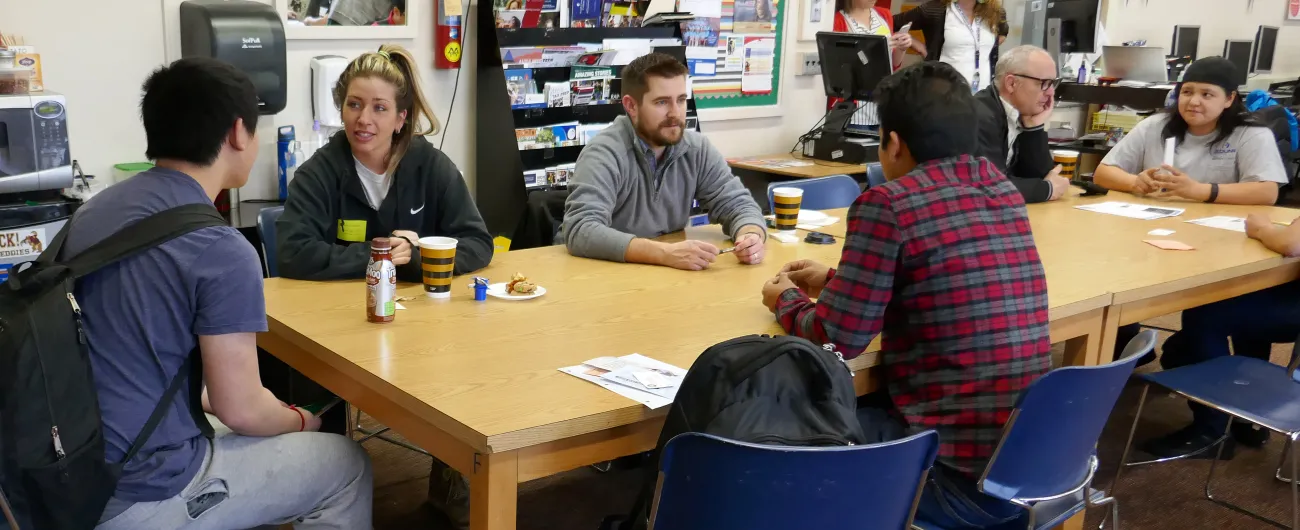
[761,61,1052,528]
[12,58,373,529]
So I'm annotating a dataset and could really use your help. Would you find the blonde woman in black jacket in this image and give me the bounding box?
[893,0,1008,92]
[278,44,493,283]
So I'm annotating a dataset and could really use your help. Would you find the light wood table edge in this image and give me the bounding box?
[513,365,882,483]
[1110,258,1300,307]
[258,321,486,476]
[1112,259,1300,324]
[1048,294,1112,323]
[728,157,865,179]
[1115,261,1300,325]
[487,294,1112,456]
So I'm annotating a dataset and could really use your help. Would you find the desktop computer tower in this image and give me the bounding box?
[1022,0,1047,48]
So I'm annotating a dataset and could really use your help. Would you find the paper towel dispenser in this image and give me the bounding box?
[180,0,287,115]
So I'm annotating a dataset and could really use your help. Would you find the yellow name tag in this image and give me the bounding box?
[337,219,367,243]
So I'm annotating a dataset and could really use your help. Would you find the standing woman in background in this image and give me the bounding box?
[828,0,912,124]
[893,0,1008,92]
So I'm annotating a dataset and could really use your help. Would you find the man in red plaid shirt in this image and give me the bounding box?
[761,62,1051,528]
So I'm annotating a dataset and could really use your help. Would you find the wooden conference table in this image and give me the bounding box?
[728,152,866,179]
[258,191,1299,530]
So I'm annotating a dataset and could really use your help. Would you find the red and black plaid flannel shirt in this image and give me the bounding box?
[776,155,1051,477]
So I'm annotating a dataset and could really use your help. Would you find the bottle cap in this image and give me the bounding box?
[371,237,391,250]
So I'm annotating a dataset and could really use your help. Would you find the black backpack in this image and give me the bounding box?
[0,204,226,530]
[606,334,868,530]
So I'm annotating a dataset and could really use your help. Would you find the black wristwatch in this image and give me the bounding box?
[1205,183,1219,203]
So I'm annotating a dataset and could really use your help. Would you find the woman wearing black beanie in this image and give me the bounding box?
[1098,57,1293,462]
[1094,56,1287,206]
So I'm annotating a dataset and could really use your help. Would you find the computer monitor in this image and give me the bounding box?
[816,31,893,101]
[1171,25,1200,61]
[1251,25,1279,74]
[1102,46,1169,84]
[1222,40,1253,88]
[1046,0,1101,54]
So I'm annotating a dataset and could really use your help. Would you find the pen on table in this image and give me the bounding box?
[719,247,737,254]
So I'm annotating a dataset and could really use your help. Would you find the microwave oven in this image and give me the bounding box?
[0,93,72,194]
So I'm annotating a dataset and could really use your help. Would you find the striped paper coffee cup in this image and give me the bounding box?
[772,187,804,232]
[419,236,458,298]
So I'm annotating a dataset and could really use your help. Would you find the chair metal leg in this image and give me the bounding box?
[1086,486,1121,530]
[1279,439,1289,483]
[1291,435,1298,530]
[1103,384,1148,530]
[1204,419,1233,500]
[349,403,433,457]
[1122,383,1226,466]
[1205,419,1293,528]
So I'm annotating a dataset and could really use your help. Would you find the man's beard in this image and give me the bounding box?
[635,116,684,147]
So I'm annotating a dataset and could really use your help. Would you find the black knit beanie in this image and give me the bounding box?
[1180,57,1240,95]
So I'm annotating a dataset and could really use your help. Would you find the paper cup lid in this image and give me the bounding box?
[772,187,804,197]
[418,236,458,249]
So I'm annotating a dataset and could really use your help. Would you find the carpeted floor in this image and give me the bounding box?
[363,314,1295,530]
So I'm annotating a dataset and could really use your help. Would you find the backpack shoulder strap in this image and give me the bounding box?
[64,204,228,279]
[120,347,204,466]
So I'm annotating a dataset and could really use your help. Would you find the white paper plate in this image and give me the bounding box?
[486,282,547,300]
[798,210,830,223]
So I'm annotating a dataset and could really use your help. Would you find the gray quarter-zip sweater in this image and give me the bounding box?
[561,116,765,262]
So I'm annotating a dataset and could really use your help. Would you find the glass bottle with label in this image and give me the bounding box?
[366,238,396,323]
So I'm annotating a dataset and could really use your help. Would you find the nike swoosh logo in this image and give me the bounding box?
[410,204,425,214]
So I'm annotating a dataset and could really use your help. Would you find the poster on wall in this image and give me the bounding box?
[1291,0,1300,20]
[732,0,776,33]
[740,36,775,94]
[681,0,785,109]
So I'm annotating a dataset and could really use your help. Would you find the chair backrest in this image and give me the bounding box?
[866,163,886,188]
[978,330,1158,503]
[766,175,862,212]
[257,206,285,278]
[649,431,939,530]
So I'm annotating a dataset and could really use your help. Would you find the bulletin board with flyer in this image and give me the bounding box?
[680,0,784,109]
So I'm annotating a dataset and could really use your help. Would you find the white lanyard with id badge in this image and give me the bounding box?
[949,3,983,92]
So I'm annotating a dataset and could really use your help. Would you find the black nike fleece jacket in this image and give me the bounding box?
[277,132,493,283]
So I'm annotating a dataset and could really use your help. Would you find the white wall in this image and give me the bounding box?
[0,0,166,185]
[0,0,477,200]
[158,0,477,200]
[1,0,819,201]
[1103,0,1300,82]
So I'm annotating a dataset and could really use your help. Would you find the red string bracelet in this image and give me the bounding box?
[289,405,305,432]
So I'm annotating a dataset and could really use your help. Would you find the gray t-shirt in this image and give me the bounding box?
[1100,113,1288,185]
[329,0,391,25]
[63,168,268,502]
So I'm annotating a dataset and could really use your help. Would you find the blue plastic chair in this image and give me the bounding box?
[765,174,862,212]
[915,330,1157,530]
[256,206,284,278]
[649,431,940,530]
[1113,334,1300,529]
[867,162,886,188]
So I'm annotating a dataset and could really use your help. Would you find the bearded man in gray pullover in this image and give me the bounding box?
[561,53,768,270]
